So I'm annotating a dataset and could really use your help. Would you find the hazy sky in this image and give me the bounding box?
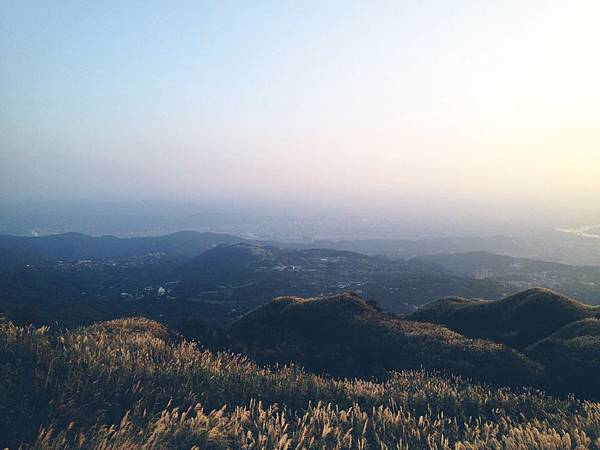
[1,1,599,219]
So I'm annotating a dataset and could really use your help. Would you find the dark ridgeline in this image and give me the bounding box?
[0,231,244,261]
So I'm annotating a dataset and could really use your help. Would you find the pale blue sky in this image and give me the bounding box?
[1,1,599,218]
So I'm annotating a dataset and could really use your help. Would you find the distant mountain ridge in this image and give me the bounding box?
[181,242,389,277]
[0,232,530,264]
[302,235,529,258]
[0,231,245,262]
[177,243,509,312]
[414,251,571,276]
[412,251,600,305]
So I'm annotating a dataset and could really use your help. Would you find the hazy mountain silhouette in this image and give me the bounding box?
[0,231,244,261]
[177,243,510,311]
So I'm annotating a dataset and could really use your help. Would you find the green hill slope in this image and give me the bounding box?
[227,292,541,384]
[526,318,600,398]
[408,288,599,348]
[544,318,600,340]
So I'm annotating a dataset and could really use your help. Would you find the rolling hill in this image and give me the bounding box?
[226,292,541,384]
[408,287,600,348]
[525,318,600,398]
[303,235,529,258]
[179,243,393,288]
[177,243,510,313]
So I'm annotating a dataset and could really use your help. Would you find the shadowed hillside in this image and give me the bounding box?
[526,318,600,398]
[408,288,600,348]
[543,318,600,340]
[2,317,600,449]
[179,243,395,286]
[226,292,541,384]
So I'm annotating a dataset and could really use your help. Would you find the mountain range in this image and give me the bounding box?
[2,232,600,447]
[176,242,509,313]
[0,231,243,262]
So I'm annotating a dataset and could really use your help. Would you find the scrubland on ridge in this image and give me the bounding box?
[2,316,600,449]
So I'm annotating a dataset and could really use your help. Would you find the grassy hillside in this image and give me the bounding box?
[2,317,600,449]
[226,293,541,384]
[408,288,600,348]
[526,318,600,398]
[544,318,600,340]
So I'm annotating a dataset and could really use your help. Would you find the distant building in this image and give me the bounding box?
[475,268,493,279]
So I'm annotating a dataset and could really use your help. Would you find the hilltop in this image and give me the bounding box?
[177,243,508,313]
[2,317,600,449]
[226,292,540,384]
[180,243,387,282]
[177,243,394,308]
[408,287,600,348]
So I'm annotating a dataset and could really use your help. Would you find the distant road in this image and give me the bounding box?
[556,224,600,239]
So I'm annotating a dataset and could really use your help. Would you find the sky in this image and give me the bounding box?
[1,1,600,221]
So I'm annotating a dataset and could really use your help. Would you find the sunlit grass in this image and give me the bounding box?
[2,317,600,449]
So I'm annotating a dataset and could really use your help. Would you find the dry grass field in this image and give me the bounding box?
[2,317,600,449]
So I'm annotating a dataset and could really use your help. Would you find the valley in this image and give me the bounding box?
[2,231,600,448]
[3,232,600,333]
[3,2,599,446]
